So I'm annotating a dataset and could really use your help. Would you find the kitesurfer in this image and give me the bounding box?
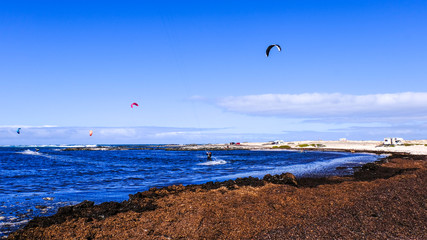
[206,152,212,161]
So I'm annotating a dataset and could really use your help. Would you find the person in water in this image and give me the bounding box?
[206,152,212,160]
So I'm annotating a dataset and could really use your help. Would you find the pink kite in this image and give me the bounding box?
[131,102,139,108]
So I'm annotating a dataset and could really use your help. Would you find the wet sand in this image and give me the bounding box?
[7,148,427,239]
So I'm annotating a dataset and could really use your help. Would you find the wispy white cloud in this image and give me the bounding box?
[281,122,427,141]
[97,128,138,137]
[216,92,427,119]
[0,125,58,128]
[0,126,223,145]
[154,131,187,137]
[330,122,427,136]
[188,95,208,101]
[1,124,426,145]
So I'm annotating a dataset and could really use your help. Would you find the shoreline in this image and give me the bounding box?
[6,146,427,239]
[60,140,427,155]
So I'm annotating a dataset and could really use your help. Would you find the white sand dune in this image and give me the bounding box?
[191,140,427,155]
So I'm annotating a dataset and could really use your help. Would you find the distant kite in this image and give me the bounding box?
[266,44,281,57]
[131,102,139,108]
[17,128,21,134]
[89,130,93,136]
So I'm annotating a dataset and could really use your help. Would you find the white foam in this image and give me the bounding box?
[17,149,52,159]
[19,149,42,156]
[213,154,378,181]
[198,159,227,166]
[3,144,81,148]
[0,219,29,227]
[59,145,85,148]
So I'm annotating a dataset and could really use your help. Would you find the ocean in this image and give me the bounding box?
[0,145,382,238]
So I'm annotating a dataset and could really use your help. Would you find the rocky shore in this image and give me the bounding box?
[7,153,426,239]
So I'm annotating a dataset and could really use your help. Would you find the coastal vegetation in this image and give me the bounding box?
[272,145,291,149]
[312,144,326,147]
[297,144,326,148]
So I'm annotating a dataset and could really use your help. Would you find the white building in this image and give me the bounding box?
[393,138,404,145]
[383,138,392,145]
[383,137,404,145]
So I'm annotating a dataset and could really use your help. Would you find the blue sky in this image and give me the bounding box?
[1,0,427,144]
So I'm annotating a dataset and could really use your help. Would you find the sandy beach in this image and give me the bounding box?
[7,141,427,239]
[178,140,427,155]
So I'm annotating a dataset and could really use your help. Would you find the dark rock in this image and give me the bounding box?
[336,166,348,170]
[263,172,298,187]
[22,199,157,230]
[75,200,95,209]
[361,162,380,171]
